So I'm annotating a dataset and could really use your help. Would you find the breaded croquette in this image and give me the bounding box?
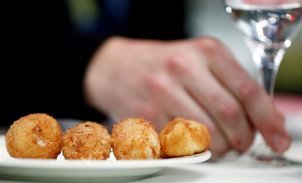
[111,118,161,160]
[62,121,111,160]
[5,113,62,159]
[159,117,210,157]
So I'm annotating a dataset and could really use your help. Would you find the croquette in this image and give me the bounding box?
[62,121,111,160]
[111,118,161,160]
[5,113,62,159]
[159,117,210,157]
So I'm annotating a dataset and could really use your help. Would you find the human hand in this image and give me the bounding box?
[84,36,290,156]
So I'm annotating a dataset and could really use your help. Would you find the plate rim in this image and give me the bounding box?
[0,133,212,181]
[0,150,211,169]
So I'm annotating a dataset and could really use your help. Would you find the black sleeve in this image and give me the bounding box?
[127,0,186,40]
[1,1,108,126]
[0,0,186,126]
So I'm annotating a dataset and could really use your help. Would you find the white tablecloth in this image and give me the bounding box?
[131,162,302,183]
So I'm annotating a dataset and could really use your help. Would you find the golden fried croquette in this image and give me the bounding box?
[5,113,62,159]
[111,118,161,160]
[159,117,210,158]
[62,121,111,160]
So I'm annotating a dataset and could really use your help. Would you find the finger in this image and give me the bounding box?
[200,38,290,152]
[145,71,230,154]
[165,56,253,153]
[167,87,232,155]
[167,85,231,155]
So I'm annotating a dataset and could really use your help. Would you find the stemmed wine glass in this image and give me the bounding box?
[223,0,302,163]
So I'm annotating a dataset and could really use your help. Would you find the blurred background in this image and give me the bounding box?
[186,0,302,95]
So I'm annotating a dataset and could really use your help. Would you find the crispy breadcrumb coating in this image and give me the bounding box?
[111,118,161,160]
[5,113,62,159]
[62,121,111,160]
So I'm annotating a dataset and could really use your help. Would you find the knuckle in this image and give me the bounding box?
[166,55,187,71]
[238,80,259,99]
[145,75,172,95]
[196,37,223,53]
[165,53,196,76]
[230,132,255,152]
[217,101,241,123]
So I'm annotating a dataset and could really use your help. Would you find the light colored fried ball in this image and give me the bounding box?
[111,118,161,160]
[159,117,210,158]
[5,113,62,159]
[62,121,111,160]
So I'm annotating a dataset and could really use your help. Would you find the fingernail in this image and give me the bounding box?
[273,134,290,152]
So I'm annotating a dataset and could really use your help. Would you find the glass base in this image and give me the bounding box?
[249,142,288,167]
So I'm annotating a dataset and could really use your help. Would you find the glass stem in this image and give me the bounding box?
[246,40,286,96]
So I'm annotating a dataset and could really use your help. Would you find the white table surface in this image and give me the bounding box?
[131,161,302,183]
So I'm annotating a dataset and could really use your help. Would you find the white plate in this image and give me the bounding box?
[0,136,211,182]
